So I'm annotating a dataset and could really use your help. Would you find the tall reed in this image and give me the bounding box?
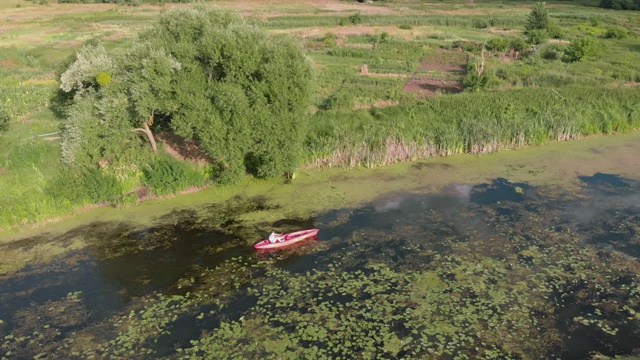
[303,86,640,169]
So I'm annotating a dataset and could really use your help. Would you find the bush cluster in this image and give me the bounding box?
[339,12,363,26]
[599,0,640,10]
[604,26,629,39]
[563,37,599,62]
[486,38,509,52]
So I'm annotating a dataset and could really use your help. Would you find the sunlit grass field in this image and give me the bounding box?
[1,0,639,230]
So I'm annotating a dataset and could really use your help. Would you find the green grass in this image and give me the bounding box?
[263,14,527,30]
[0,105,68,229]
[0,85,52,119]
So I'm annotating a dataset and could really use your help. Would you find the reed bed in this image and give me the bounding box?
[303,86,640,169]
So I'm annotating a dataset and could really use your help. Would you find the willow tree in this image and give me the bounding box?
[57,6,314,182]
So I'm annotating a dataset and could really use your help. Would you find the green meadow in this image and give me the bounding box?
[1,0,639,230]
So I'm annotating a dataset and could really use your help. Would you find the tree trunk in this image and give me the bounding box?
[133,115,158,152]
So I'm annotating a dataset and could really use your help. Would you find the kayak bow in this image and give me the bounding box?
[253,228,320,250]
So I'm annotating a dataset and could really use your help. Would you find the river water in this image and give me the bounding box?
[1,144,640,359]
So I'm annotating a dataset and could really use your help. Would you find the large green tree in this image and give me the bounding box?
[57,6,314,182]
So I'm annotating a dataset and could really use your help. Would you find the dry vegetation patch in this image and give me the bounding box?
[156,132,212,166]
[403,48,467,98]
[221,0,399,16]
[0,3,116,22]
[488,27,521,35]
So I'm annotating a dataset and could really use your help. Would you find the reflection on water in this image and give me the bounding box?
[0,175,639,359]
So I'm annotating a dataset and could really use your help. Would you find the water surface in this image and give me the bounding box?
[1,174,639,359]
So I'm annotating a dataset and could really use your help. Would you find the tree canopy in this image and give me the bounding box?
[57,6,314,182]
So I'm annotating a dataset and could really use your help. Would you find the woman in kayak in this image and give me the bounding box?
[268,231,284,243]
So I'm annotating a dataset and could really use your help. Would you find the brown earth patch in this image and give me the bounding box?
[403,48,467,98]
[611,82,640,88]
[0,167,7,175]
[360,72,407,78]
[135,186,150,200]
[156,132,212,165]
[0,59,24,70]
[296,26,381,39]
[403,78,463,97]
[488,27,520,34]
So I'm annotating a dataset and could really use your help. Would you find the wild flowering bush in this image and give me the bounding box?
[58,44,116,96]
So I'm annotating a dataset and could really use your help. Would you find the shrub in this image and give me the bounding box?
[324,32,337,41]
[509,38,529,52]
[45,169,88,206]
[323,32,337,47]
[142,154,207,195]
[563,37,599,62]
[452,40,483,53]
[347,12,363,25]
[473,19,489,29]
[463,57,496,92]
[398,24,413,30]
[604,26,629,39]
[82,167,123,203]
[526,29,549,45]
[539,43,565,60]
[486,38,508,52]
[546,23,564,39]
[377,32,391,43]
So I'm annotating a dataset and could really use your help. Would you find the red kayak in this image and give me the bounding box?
[253,229,320,250]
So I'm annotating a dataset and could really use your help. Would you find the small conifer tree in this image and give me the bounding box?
[525,2,549,32]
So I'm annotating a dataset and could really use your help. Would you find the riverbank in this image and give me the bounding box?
[1,131,638,274]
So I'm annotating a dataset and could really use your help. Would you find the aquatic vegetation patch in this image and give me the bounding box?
[182,254,557,359]
[1,291,85,358]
